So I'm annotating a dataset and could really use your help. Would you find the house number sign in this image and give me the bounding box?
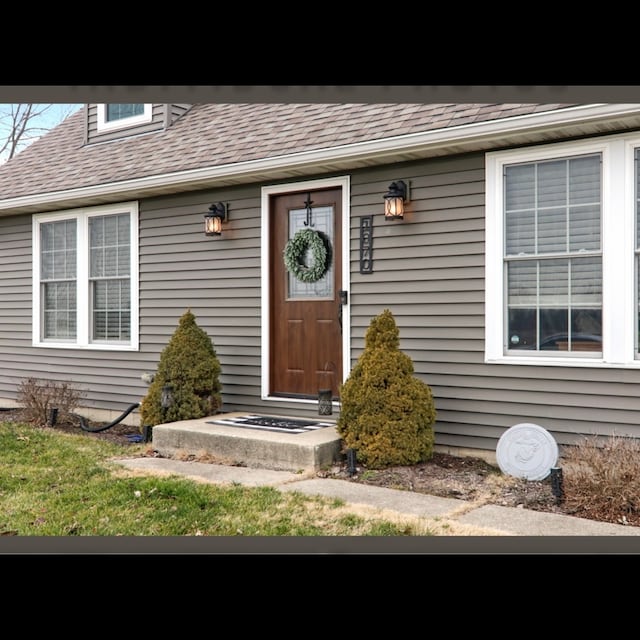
[359,215,373,274]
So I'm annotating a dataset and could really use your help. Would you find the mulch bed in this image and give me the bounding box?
[0,408,143,446]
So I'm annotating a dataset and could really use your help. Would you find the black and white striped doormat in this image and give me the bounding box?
[206,414,334,434]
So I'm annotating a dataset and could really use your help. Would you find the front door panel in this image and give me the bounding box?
[270,188,343,399]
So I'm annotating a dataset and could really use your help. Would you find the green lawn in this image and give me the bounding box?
[0,420,433,537]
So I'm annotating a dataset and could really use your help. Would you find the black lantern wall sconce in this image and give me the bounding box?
[204,202,228,236]
[383,180,410,221]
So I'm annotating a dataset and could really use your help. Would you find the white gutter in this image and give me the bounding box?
[1,102,638,211]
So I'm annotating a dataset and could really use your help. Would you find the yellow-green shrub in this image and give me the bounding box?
[140,309,222,427]
[337,308,436,468]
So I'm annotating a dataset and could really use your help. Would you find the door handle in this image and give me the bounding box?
[338,290,348,334]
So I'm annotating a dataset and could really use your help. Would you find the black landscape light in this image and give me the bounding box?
[550,466,564,504]
[347,448,357,476]
[161,383,174,410]
[318,388,333,416]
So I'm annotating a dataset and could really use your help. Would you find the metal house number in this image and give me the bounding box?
[360,215,373,274]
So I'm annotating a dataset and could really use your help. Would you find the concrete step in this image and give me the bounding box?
[150,411,343,473]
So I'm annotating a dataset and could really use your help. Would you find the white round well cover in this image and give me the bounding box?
[496,423,559,481]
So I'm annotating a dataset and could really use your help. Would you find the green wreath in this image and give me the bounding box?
[283,228,329,284]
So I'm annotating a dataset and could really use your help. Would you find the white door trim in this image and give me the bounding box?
[260,176,351,403]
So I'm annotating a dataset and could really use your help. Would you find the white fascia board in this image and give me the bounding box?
[1,103,638,212]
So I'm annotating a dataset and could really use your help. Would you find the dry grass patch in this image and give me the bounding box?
[318,502,513,536]
[562,434,640,526]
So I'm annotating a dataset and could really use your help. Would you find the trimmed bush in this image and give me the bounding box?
[140,309,222,427]
[337,308,436,468]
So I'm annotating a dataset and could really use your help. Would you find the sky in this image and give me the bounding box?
[39,103,82,127]
[0,103,83,163]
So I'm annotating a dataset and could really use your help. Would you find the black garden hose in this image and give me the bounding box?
[75,402,141,433]
[1,403,142,434]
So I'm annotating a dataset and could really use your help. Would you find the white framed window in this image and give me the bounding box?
[33,202,139,350]
[96,104,152,132]
[486,133,640,368]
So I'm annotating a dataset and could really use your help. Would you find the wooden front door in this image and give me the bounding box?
[270,187,343,399]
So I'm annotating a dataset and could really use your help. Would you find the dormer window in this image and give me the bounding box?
[96,104,152,132]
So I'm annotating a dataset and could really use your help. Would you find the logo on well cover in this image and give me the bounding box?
[496,423,559,481]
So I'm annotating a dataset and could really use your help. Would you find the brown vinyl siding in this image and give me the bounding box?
[348,153,640,453]
[0,185,268,416]
[4,146,640,452]
[167,104,192,126]
[348,156,489,449]
[139,187,266,417]
[139,185,320,418]
[0,210,152,405]
[0,215,33,362]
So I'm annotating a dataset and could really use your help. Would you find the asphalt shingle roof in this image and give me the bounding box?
[0,103,576,201]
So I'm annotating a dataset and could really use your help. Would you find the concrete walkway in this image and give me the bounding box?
[113,456,640,550]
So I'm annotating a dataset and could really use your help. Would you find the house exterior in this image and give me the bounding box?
[2,101,640,456]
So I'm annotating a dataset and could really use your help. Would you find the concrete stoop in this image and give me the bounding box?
[151,412,344,472]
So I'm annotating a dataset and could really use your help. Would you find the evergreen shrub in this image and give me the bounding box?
[337,308,436,468]
[140,309,222,427]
